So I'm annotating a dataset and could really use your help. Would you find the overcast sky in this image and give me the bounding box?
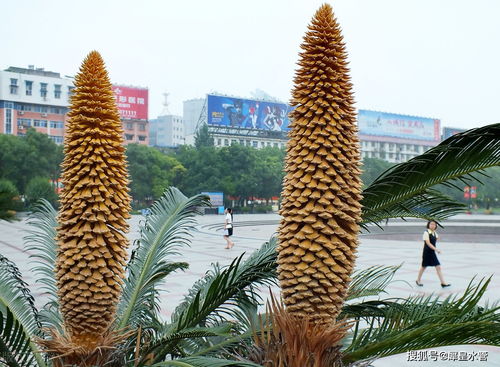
[2,0,499,129]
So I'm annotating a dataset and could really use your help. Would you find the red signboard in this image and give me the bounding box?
[112,85,148,120]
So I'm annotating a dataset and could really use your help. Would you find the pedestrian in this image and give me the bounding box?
[223,208,234,249]
[416,220,451,288]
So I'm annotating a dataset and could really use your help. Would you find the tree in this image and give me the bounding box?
[0,179,21,221]
[0,131,62,194]
[126,144,186,206]
[360,157,393,188]
[194,124,214,148]
[25,177,58,208]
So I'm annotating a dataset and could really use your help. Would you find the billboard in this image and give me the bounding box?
[201,192,224,206]
[442,127,466,140]
[112,85,148,120]
[207,94,292,132]
[358,109,440,141]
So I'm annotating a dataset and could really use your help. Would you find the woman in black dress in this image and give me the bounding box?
[416,220,450,288]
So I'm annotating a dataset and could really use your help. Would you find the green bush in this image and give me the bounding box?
[0,179,22,220]
[25,177,58,208]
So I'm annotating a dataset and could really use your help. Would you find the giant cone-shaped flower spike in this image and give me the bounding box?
[278,4,362,325]
[56,51,131,346]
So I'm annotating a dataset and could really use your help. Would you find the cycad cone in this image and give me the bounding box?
[56,51,131,346]
[278,4,362,325]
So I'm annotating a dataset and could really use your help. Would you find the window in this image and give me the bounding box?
[25,81,33,96]
[5,108,12,134]
[10,78,18,94]
[125,134,134,140]
[68,86,75,96]
[20,104,32,111]
[252,141,258,147]
[33,119,48,127]
[224,139,229,146]
[261,142,266,148]
[40,83,48,98]
[18,118,32,127]
[273,143,278,148]
[138,135,146,141]
[231,139,237,145]
[126,123,133,130]
[50,107,61,114]
[239,139,244,145]
[50,135,64,144]
[138,124,146,131]
[217,138,222,146]
[50,121,64,129]
[54,84,62,99]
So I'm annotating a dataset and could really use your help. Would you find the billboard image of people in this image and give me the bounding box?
[207,94,292,132]
[358,109,440,141]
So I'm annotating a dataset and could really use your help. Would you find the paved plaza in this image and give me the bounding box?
[1,213,499,365]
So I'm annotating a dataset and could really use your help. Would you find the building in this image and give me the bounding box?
[442,126,466,140]
[112,85,149,145]
[0,65,149,146]
[183,93,290,149]
[358,109,441,163]
[0,65,73,143]
[149,114,185,147]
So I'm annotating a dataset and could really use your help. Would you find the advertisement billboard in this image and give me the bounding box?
[442,127,466,140]
[112,85,148,120]
[207,94,292,132]
[358,110,440,141]
[201,192,224,207]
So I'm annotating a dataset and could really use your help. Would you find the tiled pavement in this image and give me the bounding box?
[1,213,499,365]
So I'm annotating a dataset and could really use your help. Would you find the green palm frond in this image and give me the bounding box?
[150,357,261,367]
[361,123,500,225]
[172,237,278,331]
[117,187,211,330]
[346,264,401,301]
[343,277,500,363]
[0,255,46,367]
[148,238,277,364]
[23,199,62,331]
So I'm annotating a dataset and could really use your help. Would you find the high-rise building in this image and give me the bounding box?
[0,65,73,143]
[149,115,184,147]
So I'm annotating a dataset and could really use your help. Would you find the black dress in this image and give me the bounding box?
[422,231,440,267]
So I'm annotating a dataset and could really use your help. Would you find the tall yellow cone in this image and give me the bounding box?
[278,4,362,325]
[56,51,131,346]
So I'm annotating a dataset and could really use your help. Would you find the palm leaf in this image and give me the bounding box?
[361,123,500,225]
[346,264,401,301]
[0,255,46,367]
[117,187,210,330]
[172,237,278,331]
[149,238,278,364]
[342,277,500,362]
[150,357,262,367]
[23,199,62,331]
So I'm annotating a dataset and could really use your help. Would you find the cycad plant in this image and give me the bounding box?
[278,3,361,325]
[38,51,132,364]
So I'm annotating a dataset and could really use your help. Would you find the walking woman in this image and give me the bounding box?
[223,208,234,249]
[416,220,450,288]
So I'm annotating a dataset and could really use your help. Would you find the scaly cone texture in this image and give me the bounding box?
[277,4,362,325]
[55,51,131,346]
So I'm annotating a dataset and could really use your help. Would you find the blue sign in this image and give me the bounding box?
[358,109,440,141]
[207,94,292,132]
